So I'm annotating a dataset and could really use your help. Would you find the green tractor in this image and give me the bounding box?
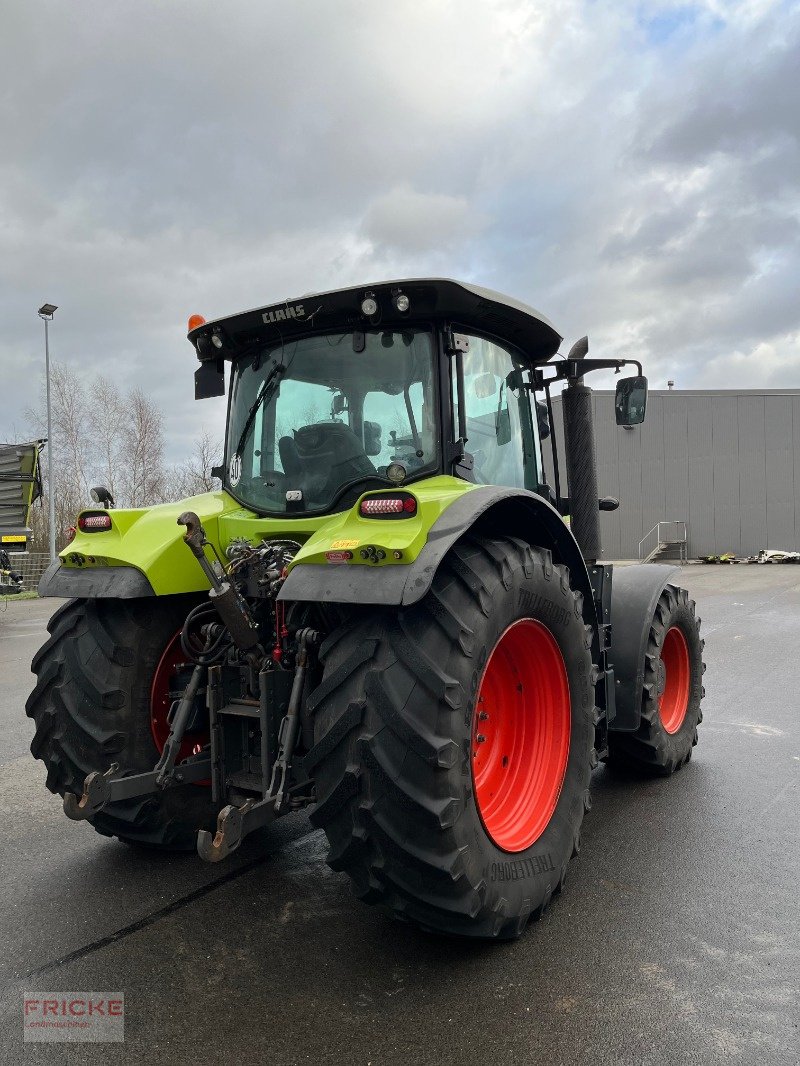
[28,280,704,939]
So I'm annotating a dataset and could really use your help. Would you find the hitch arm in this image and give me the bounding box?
[196,797,279,862]
[154,661,205,786]
[63,635,213,821]
[63,754,212,821]
[177,511,224,591]
[268,628,318,812]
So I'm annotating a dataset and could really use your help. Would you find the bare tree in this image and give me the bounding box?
[118,388,166,507]
[162,430,221,501]
[25,366,91,549]
[23,363,223,550]
[90,375,128,504]
[25,365,175,548]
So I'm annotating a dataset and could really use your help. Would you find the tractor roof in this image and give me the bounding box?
[190,278,563,365]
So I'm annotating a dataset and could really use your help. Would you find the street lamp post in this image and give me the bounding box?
[38,303,58,563]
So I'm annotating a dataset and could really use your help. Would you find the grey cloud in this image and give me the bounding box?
[1,0,799,459]
[361,185,488,255]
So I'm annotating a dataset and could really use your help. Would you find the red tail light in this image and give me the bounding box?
[359,494,417,518]
[78,512,112,532]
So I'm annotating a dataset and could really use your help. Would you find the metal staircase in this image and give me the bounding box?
[639,520,688,563]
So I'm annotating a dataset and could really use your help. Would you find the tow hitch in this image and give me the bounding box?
[63,752,213,821]
[61,512,318,864]
[196,627,317,862]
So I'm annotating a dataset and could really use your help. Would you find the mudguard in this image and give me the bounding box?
[38,560,155,598]
[608,563,681,731]
[279,486,598,629]
[36,492,240,599]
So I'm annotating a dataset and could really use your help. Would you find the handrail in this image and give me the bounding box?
[638,520,687,561]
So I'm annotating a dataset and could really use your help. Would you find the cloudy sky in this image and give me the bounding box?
[1,0,798,460]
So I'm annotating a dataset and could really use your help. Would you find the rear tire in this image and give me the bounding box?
[607,584,704,774]
[26,597,219,849]
[308,536,596,939]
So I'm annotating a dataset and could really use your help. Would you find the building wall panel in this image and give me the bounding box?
[544,390,800,559]
[764,395,795,548]
[685,396,715,557]
[737,395,768,554]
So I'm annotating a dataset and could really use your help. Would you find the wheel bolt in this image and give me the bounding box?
[476,734,486,744]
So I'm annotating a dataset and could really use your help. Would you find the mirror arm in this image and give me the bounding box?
[534,358,642,386]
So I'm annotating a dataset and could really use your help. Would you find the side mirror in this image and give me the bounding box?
[615,375,648,426]
[90,485,115,509]
[495,406,511,446]
[195,361,225,400]
[363,420,382,456]
[535,399,551,440]
[473,372,496,400]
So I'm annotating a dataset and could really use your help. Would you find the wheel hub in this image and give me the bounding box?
[471,618,571,853]
[658,625,691,734]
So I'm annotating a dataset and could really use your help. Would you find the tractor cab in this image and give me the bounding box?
[191,280,564,515]
[190,279,646,528]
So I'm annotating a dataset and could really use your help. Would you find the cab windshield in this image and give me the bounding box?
[226,328,438,514]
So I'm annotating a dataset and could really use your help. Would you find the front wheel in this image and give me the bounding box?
[607,584,705,774]
[308,536,596,939]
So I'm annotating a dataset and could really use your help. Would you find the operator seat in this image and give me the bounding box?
[278,435,303,478]
[279,422,376,503]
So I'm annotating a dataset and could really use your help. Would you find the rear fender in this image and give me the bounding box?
[279,486,599,633]
[609,563,681,731]
[37,491,239,599]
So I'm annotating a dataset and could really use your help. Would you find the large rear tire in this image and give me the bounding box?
[26,597,218,849]
[607,584,704,774]
[308,536,596,939]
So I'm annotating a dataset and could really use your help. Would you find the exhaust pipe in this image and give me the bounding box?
[561,337,601,564]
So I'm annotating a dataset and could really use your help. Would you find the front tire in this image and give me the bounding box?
[607,584,704,774]
[26,596,219,849]
[308,536,596,939]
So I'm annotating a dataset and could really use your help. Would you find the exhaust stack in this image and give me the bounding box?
[561,337,601,564]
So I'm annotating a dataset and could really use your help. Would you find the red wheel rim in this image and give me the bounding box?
[659,626,690,734]
[150,630,209,761]
[471,619,571,853]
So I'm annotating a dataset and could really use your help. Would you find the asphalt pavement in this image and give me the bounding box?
[0,567,798,1065]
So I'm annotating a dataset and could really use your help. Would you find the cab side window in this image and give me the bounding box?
[453,334,539,490]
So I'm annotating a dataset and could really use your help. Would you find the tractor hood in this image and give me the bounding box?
[188,278,563,368]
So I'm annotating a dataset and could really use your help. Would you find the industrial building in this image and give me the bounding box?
[545,389,800,561]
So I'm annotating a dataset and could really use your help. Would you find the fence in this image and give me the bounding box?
[6,552,50,592]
